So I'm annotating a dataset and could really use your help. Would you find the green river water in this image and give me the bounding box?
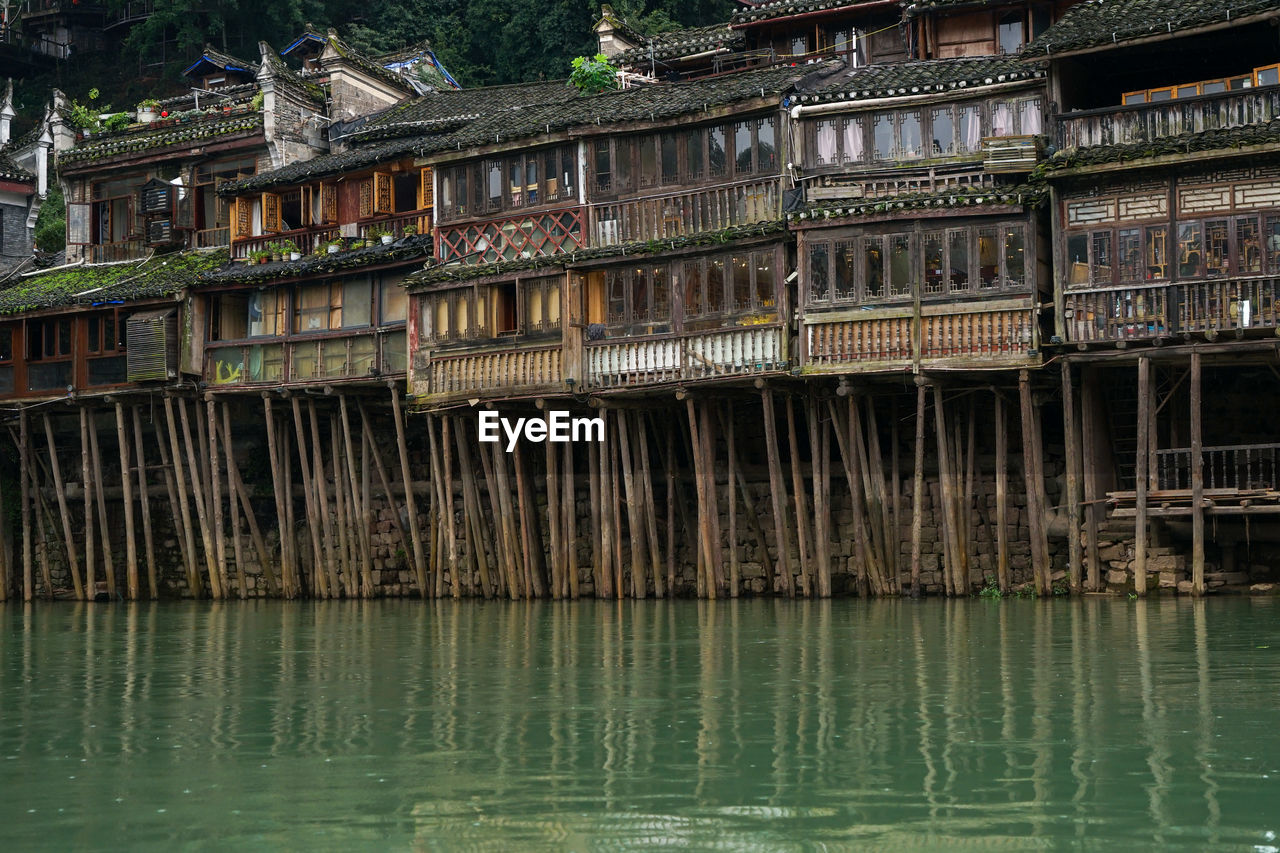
[1,598,1277,851]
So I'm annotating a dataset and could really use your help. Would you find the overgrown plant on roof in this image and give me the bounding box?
[569,53,619,94]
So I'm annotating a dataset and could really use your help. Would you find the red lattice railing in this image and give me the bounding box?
[437,206,584,263]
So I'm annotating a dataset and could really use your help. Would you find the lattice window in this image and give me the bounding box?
[320,183,337,224]
[261,192,282,234]
[374,172,393,215]
[231,197,251,241]
[420,168,433,210]
[359,178,374,219]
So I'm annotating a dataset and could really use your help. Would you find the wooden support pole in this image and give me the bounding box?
[564,439,580,599]
[664,421,676,597]
[588,437,603,597]
[441,416,460,599]
[308,401,342,597]
[761,390,794,596]
[962,399,976,593]
[1062,360,1083,594]
[636,414,660,600]
[1081,368,1102,592]
[994,391,1010,594]
[290,396,328,598]
[161,398,198,597]
[19,409,31,601]
[864,397,894,594]
[0,455,7,601]
[853,396,888,596]
[489,437,523,599]
[131,407,158,600]
[514,437,548,597]
[224,422,247,600]
[544,427,562,598]
[701,402,724,595]
[910,383,927,596]
[425,415,447,598]
[786,396,813,598]
[88,406,118,598]
[685,399,713,599]
[829,397,870,596]
[329,416,354,594]
[933,386,959,596]
[890,395,901,594]
[1191,351,1205,596]
[617,411,647,598]
[338,395,373,597]
[727,402,740,598]
[607,424,623,599]
[206,399,229,599]
[263,396,295,597]
[113,403,139,601]
[221,403,277,597]
[455,426,493,598]
[42,413,85,600]
[1134,357,1150,597]
[476,433,512,599]
[359,402,408,578]
[388,389,428,599]
[1019,371,1050,597]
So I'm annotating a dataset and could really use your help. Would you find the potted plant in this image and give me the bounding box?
[282,239,301,261]
[402,223,418,237]
[249,249,269,265]
[267,241,282,263]
[137,98,162,123]
[327,240,342,254]
[371,226,393,245]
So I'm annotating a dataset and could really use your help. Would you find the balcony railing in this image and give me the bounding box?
[589,178,777,247]
[1063,276,1280,343]
[585,325,784,388]
[1057,85,1280,151]
[1157,443,1280,491]
[195,226,229,249]
[357,211,431,242]
[87,240,146,263]
[231,227,339,260]
[426,345,562,397]
[437,206,584,263]
[205,329,406,387]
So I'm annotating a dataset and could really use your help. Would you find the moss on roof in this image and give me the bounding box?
[1022,0,1280,58]
[732,0,892,27]
[0,251,227,316]
[59,112,263,168]
[197,235,433,286]
[1035,118,1280,175]
[791,184,1044,222]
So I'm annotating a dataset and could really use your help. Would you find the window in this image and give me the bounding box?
[809,242,830,302]
[342,279,372,329]
[440,146,577,220]
[734,122,754,174]
[872,113,893,160]
[709,126,727,178]
[1018,99,1042,135]
[959,105,982,153]
[1178,221,1203,278]
[756,119,777,172]
[1118,229,1143,283]
[380,279,408,324]
[816,120,838,166]
[638,136,658,188]
[26,317,72,392]
[898,112,922,159]
[888,234,912,296]
[997,11,1025,54]
[923,232,944,294]
[1003,227,1026,287]
[842,117,864,163]
[1092,231,1113,285]
[1146,226,1168,280]
[0,324,13,394]
[834,242,856,301]
[864,237,884,298]
[1204,220,1229,277]
[522,276,562,333]
[1238,217,1262,273]
[949,229,970,292]
[930,108,955,156]
[992,102,1013,137]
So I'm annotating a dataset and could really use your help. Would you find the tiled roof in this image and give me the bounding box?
[731,0,889,27]
[791,184,1043,221]
[216,134,436,195]
[157,82,258,111]
[616,23,743,65]
[59,112,263,167]
[325,30,416,94]
[198,235,433,286]
[1036,118,1280,174]
[793,55,1044,103]
[903,0,1026,12]
[182,45,261,78]
[1022,0,1280,58]
[0,251,228,316]
[408,221,786,288]
[0,131,36,182]
[350,80,580,142]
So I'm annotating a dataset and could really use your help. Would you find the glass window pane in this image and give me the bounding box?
[88,317,100,352]
[873,113,893,160]
[1119,229,1143,282]
[841,117,864,163]
[734,123,753,174]
[959,105,982,153]
[630,266,650,323]
[834,242,856,301]
[1019,99,1042,135]
[1204,219,1228,277]
[864,237,884,298]
[756,118,777,172]
[608,270,627,324]
[683,261,704,317]
[380,280,408,323]
[949,230,970,291]
[992,103,1013,136]
[1178,221,1203,278]
[562,148,577,198]
[923,232,944,294]
[811,242,831,302]
[1003,226,1025,287]
[343,279,371,328]
[930,108,954,156]
[889,234,912,296]
[709,127,727,177]
[1238,217,1262,273]
[487,161,502,207]
[708,258,725,313]
[815,120,837,166]
[732,254,751,311]
[1091,231,1112,285]
[1146,226,1168,279]
[651,268,668,320]
[755,251,775,309]
[685,129,704,181]
[978,227,999,287]
[594,141,611,193]
[509,160,524,207]
[1067,233,1089,285]
[998,12,1024,54]
[899,112,922,159]
[639,137,658,187]
[660,133,679,183]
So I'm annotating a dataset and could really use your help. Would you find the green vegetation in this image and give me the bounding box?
[33,184,65,254]
[569,53,620,94]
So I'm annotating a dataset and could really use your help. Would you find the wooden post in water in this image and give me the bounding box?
[685,399,711,598]
[1080,368,1102,592]
[1190,351,1205,596]
[308,401,342,597]
[726,402,740,597]
[1134,357,1150,597]
[889,396,901,594]
[663,420,676,596]
[175,398,217,599]
[264,395,295,597]
[700,403,723,596]
[328,417,354,594]
[864,397,894,594]
[18,409,31,601]
[1061,361,1083,594]
[636,414,660,599]
[290,396,328,598]
[81,409,97,599]
[89,406,118,598]
[933,386,959,596]
[388,388,427,599]
[113,403,139,601]
[455,425,493,598]
[42,413,84,600]
[910,382,927,595]
[760,390,794,596]
[617,411,646,598]
[441,416,460,599]
[162,398,199,597]
[564,438,580,599]
[206,398,229,599]
[338,395,373,597]
[785,396,812,597]
[588,436,603,597]
[131,407,158,599]
[222,404,277,597]
[425,415,447,598]
[544,423,563,598]
[1019,371,1049,596]
[994,391,1010,594]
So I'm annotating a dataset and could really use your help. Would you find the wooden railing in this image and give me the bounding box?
[205,329,405,386]
[807,169,992,203]
[1064,276,1280,343]
[1157,443,1280,491]
[585,325,784,388]
[195,226,229,249]
[589,178,778,246]
[1057,85,1280,150]
[981,135,1042,173]
[87,240,146,263]
[427,345,562,396]
[437,206,584,263]
[804,300,1035,369]
[231,227,340,259]
[358,211,432,241]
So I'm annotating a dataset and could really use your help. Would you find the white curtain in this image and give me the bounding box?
[842,118,863,163]
[1019,99,1042,135]
[816,120,837,165]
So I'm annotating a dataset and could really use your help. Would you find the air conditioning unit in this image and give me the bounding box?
[126,308,179,382]
[147,218,173,246]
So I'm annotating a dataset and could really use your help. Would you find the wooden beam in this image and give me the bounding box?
[910,382,927,596]
[994,390,1009,593]
[1062,361,1083,594]
[1018,371,1049,596]
[114,403,139,601]
[42,413,84,601]
[131,406,158,600]
[1081,368,1102,592]
[1191,351,1205,596]
[1134,357,1151,597]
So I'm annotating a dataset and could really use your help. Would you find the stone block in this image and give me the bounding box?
[1107,570,1128,586]
[1250,583,1276,594]
[1177,580,1194,594]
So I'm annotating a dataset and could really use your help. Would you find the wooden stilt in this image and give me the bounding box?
[726,402,740,598]
[1081,368,1102,592]
[607,422,623,599]
[282,424,301,596]
[425,415,447,598]
[544,425,562,598]
[42,413,85,600]
[489,437,523,599]
[206,398,229,599]
[761,390,794,596]
[1190,351,1205,596]
[358,402,407,577]
[441,416,460,598]
[476,432,512,599]
[852,395,887,595]
[685,399,712,599]
[962,399,976,594]
[388,389,427,599]
[290,396,328,598]
[910,382,927,596]
[455,426,493,598]
[1134,358,1150,597]
[0,455,7,602]
[112,403,139,601]
[786,396,812,597]
[994,391,1010,594]
[34,468,52,600]
[18,409,31,601]
[513,437,547,597]
[890,395,901,594]
[224,420,247,600]
[933,386,960,596]
[664,420,676,597]
[829,396,871,596]
[806,394,831,598]
[338,395,373,597]
[617,411,647,598]
[221,403,277,597]
[329,416,354,594]
[308,401,342,597]
[563,439,579,599]
[1019,370,1050,596]
[131,407,158,600]
[161,398,199,597]
[1062,361,1083,594]
[864,397,894,594]
[636,414,660,599]
[588,436,603,597]
[264,396,295,597]
[88,406,118,598]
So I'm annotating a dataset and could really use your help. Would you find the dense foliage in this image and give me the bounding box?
[106,0,735,87]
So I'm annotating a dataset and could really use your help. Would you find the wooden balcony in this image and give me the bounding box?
[1057,85,1280,151]
[589,178,777,246]
[1063,276,1280,344]
[585,325,784,389]
[804,297,1037,372]
[423,345,563,399]
[87,240,146,263]
[437,206,584,263]
[981,135,1042,173]
[195,226,229,249]
[231,227,339,260]
[205,329,406,387]
[357,211,431,241]
[1158,443,1280,492]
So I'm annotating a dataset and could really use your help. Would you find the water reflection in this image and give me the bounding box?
[0,599,1277,850]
